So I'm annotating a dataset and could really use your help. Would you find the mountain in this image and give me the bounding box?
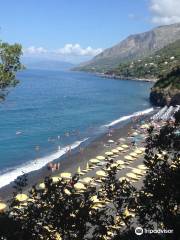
[150,66,180,106]
[23,58,75,71]
[74,23,180,72]
[105,39,180,80]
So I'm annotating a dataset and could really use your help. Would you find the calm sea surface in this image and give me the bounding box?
[0,69,153,187]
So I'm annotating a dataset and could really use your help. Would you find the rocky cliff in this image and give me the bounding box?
[150,67,180,106]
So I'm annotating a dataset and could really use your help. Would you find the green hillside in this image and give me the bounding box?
[150,66,180,106]
[106,39,180,80]
[154,66,180,89]
[74,23,180,73]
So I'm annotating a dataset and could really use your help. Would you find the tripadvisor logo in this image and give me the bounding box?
[135,227,174,235]
[135,227,143,235]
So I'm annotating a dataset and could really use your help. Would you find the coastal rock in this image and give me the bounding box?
[150,88,180,106]
[150,89,167,106]
[150,66,180,107]
[170,93,180,106]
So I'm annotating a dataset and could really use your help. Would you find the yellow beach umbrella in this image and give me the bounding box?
[27,198,35,203]
[119,177,130,182]
[112,149,119,154]
[96,170,107,177]
[60,172,72,179]
[170,164,177,169]
[162,151,167,155]
[64,189,71,195]
[110,163,118,168]
[89,158,100,164]
[116,147,124,151]
[13,205,24,210]
[52,176,61,183]
[105,151,114,156]
[80,177,93,185]
[137,164,147,170]
[116,160,125,165]
[134,149,143,154]
[124,207,135,217]
[54,232,62,240]
[126,172,139,180]
[132,132,138,136]
[124,207,130,217]
[141,124,149,129]
[39,182,45,189]
[91,203,104,210]
[96,156,105,160]
[91,195,102,203]
[157,153,163,158]
[132,169,144,175]
[0,202,6,212]
[74,182,86,191]
[124,155,134,161]
[77,166,81,174]
[43,225,54,233]
[121,144,129,149]
[130,152,138,158]
[139,147,145,151]
[16,193,28,202]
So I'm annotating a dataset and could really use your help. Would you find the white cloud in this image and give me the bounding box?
[55,43,103,56]
[149,0,180,25]
[23,44,102,63]
[23,46,47,54]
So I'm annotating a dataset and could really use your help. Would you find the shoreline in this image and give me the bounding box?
[72,70,157,82]
[0,111,154,202]
[96,73,157,82]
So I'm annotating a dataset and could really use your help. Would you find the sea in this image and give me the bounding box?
[0,69,153,188]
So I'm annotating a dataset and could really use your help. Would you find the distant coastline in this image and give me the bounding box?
[96,72,157,82]
[72,69,157,82]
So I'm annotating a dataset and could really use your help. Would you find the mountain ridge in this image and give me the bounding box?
[104,39,180,80]
[74,23,180,72]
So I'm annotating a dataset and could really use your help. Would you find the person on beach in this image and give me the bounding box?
[107,127,112,137]
[47,162,60,171]
[66,145,72,158]
[54,162,60,170]
[47,163,53,171]
[131,139,136,146]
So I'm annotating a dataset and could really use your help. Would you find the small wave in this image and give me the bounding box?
[0,138,88,189]
[104,108,154,127]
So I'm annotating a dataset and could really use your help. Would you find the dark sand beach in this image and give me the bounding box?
[0,113,153,202]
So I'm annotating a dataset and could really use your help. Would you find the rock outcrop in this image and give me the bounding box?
[150,66,180,106]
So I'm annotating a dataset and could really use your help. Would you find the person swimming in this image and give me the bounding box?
[16,131,22,135]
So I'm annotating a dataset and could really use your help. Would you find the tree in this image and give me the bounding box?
[0,41,23,100]
[0,113,179,240]
[136,112,180,240]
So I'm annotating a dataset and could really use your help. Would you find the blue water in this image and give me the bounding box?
[0,69,152,187]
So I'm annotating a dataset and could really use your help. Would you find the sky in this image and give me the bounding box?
[0,0,179,63]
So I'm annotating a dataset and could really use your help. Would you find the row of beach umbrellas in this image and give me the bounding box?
[0,132,147,213]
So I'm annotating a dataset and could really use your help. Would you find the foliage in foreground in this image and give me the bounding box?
[0,112,179,240]
[0,41,23,99]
